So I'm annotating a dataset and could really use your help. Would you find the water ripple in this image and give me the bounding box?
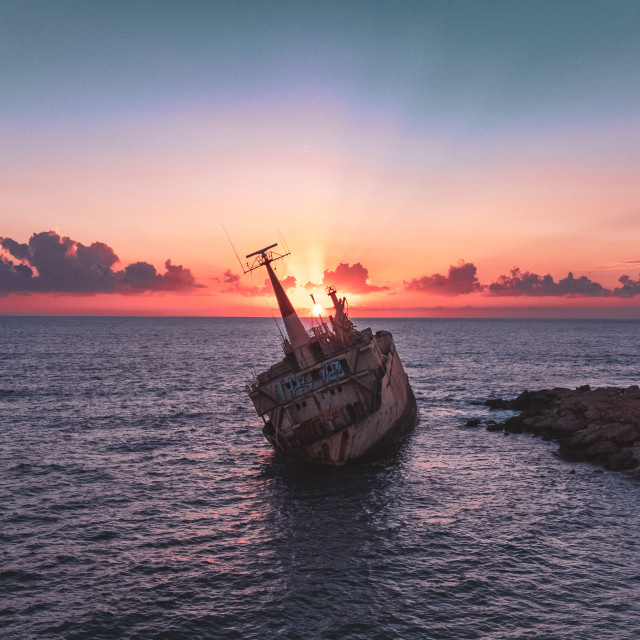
[1,318,640,639]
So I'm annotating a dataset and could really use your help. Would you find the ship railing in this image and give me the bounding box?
[246,373,264,394]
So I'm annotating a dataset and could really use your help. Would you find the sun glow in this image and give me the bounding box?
[312,304,322,316]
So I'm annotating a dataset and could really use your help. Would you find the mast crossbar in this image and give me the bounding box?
[243,243,290,274]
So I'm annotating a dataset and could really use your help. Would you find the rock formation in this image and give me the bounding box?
[467,385,640,476]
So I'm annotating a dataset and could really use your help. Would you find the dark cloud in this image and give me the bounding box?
[76,242,119,268]
[121,260,197,291]
[1,238,30,260]
[122,262,159,289]
[0,231,204,295]
[162,259,198,290]
[0,257,34,294]
[614,274,640,297]
[404,262,483,296]
[488,268,609,297]
[220,269,297,297]
[305,262,388,294]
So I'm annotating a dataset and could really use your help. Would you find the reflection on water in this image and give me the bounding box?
[1,317,640,639]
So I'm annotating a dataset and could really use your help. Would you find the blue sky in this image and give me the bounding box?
[3,0,639,127]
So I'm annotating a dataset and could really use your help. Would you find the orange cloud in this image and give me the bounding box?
[305,262,388,294]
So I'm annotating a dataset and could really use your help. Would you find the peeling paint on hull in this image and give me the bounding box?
[257,337,419,466]
[295,382,419,466]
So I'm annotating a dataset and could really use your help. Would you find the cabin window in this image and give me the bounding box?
[337,385,343,392]
[302,401,307,407]
[295,403,301,410]
[330,389,335,396]
[322,360,345,383]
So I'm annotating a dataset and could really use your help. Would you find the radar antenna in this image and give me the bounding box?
[243,243,290,274]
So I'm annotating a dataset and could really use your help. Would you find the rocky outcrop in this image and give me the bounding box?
[470,385,640,475]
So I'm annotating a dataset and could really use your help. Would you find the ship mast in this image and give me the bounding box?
[326,285,356,346]
[244,244,314,368]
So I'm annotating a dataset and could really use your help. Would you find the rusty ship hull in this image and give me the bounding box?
[242,243,419,466]
[249,328,418,465]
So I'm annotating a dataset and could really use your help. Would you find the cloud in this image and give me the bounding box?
[1,238,30,260]
[219,269,297,297]
[0,230,203,295]
[404,261,483,295]
[161,259,198,289]
[279,275,296,291]
[76,242,119,268]
[614,274,640,297]
[488,268,609,296]
[212,259,640,302]
[305,262,388,294]
[222,269,241,285]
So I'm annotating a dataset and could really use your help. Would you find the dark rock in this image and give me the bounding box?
[627,468,640,481]
[476,385,640,476]
[504,416,525,434]
[511,389,558,412]
[465,418,481,427]
[484,398,513,410]
[604,451,638,471]
[584,439,618,461]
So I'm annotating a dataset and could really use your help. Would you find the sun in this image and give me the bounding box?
[312,304,322,316]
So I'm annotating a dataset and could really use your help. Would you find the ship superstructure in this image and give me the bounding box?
[245,244,419,465]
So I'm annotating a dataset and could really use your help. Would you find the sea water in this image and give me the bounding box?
[1,317,639,639]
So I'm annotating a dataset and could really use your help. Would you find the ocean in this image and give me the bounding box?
[1,317,640,640]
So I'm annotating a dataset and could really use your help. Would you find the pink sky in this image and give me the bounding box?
[2,3,640,317]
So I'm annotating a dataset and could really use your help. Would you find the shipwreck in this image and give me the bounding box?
[245,244,419,465]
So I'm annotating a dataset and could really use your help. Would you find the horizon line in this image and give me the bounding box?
[2,313,640,320]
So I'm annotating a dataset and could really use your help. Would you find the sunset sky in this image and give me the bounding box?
[2,0,640,317]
